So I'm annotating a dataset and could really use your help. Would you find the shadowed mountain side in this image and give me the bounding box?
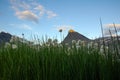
[0,32,12,44]
[62,29,91,44]
[0,31,33,46]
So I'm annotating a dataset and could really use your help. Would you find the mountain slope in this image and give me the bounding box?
[0,32,12,44]
[0,31,33,45]
[62,29,90,44]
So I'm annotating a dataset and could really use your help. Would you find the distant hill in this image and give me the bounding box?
[0,31,33,45]
[0,32,12,44]
[62,29,91,44]
[94,36,120,45]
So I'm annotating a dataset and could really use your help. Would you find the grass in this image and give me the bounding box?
[0,39,120,80]
[0,22,120,80]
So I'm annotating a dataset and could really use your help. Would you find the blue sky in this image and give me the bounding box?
[0,0,120,41]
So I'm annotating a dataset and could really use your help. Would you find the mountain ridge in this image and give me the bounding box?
[0,31,12,44]
[0,31,120,46]
[0,31,33,45]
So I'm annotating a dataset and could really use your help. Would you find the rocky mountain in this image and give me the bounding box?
[0,32,12,44]
[0,31,33,45]
[62,29,91,44]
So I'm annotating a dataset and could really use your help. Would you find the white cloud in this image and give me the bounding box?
[34,5,45,16]
[16,10,39,23]
[10,0,57,23]
[47,11,57,18]
[104,24,120,36]
[19,1,31,10]
[105,24,120,28]
[11,0,31,10]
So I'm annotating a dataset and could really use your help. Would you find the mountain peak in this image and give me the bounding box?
[69,29,75,33]
[62,30,90,44]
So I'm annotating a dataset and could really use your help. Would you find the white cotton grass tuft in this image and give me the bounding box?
[72,40,76,44]
[12,44,17,49]
[4,42,17,49]
[4,42,11,48]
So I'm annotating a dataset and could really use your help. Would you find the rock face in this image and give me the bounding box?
[0,32,12,44]
[0,31,34,46]
[62,29,90,44]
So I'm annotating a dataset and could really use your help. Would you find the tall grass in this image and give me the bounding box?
[0,38,120,80]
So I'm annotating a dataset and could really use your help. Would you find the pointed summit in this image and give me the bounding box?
[69,29,75,33]
[62,29,90,44]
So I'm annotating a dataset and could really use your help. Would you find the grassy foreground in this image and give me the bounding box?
[0,41,120,80]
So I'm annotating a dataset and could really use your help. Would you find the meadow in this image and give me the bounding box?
[0,37,120,80]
